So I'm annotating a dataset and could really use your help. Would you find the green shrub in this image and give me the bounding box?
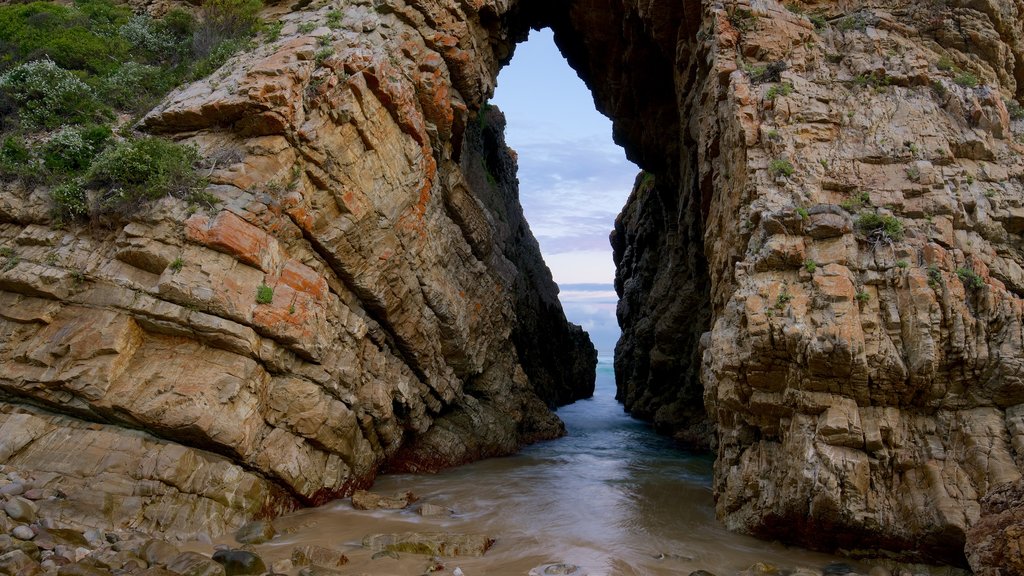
[87,136,202,212]
[956,267,984,289]
[856,211,904,241]
[954,72,979,88]
[119,14,191,64]
[895,259,909,269]
[42,124,110,172]
[1007,99,1024,121]
[796,207,809,219]
[936,56,954,71]
[0,59,102,128]
[169,256,184,272]
[326,10,343,29]
[0,0,131,75]
[803,259,817,273]
[100,62,176,110]
[263,19,283,42]
[770,158,795,178]
[766,82,794,100]
[855,290,870,303]
[774,290,793,309]
[256,282,273,304]
[50,178,89,222]
[194,0,262,58]
[0,134,40,181]
[927,264,943,288]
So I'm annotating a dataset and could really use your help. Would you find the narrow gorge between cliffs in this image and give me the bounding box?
[2,0,1023,574]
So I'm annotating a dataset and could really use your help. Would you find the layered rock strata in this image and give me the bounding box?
[0,0,593,539]
[597,0,1024,568]
[1,0,1023,569]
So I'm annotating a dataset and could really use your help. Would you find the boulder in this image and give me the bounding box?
[289,546,347,568]
[211,550,266,576]
[165,553,224,576]
[350,490,417,511]
[361,533,494,557]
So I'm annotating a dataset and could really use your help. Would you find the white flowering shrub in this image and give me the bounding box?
[42,125,111,172]
[0,59,100,128]
[50,179,89,222]
[101,62,167,109]
[119,15,187,61]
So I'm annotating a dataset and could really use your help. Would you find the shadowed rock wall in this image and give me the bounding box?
[0,0,594,539]
[2,0,1024,570]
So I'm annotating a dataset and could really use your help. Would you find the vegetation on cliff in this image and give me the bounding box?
[0,0,264,221]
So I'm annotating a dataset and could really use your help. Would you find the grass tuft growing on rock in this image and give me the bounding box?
[856,211,904,242]
[256,283,274,304]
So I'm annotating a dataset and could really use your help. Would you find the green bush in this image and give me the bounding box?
[100,62,177,110]
[770,158,795,178]
[42,124,110,172]
[0,0,130,75]
[193,0,262,58]
[954,72,979,88]
[50,178,89,221]
[0,59,102,128]
[87,136,202,211]
[766,82,794,100]
[856,211,904,241]
[119,14,190,64]
[956,267,984,289]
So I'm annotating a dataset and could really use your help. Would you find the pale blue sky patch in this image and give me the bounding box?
[492,28,637,356]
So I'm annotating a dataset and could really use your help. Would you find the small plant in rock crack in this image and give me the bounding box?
[956,267,985,290]
[770,158,795,178]
[729,8,758,32]
[906,165,921,182]
[169,257,184,272]
[256,282,274,304]
[895,259,909,269]
[803,259,818,273]
[855,290,870,304]
[766,82,794,100]
[774,289,793,310]
[857,211,904,243]
[1,247,18,272]
[927,264,943,288]
[954,72,980,88]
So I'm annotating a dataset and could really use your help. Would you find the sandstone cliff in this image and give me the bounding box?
[2,0,1023,571]
[594,0,1024,568]
[0,0,594,539]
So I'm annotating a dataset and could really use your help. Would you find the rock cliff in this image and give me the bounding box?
[2,0,1024,571]
[596,0,1024,569]
[0,0,593,539]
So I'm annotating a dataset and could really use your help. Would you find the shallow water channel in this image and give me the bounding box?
[250,361,862,575]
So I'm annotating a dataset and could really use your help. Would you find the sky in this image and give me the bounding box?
[491,28,639,358]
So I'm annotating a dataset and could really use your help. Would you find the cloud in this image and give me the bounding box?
[556,283,620,357]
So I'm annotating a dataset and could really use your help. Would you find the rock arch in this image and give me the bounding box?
[1,0,1024,569]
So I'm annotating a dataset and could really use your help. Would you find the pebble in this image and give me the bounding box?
[22,489,45,501]
[0,483,25,496]
[4,497,36,523]
[13,525,35,541]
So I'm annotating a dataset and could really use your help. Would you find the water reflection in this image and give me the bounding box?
[252,361,859,575]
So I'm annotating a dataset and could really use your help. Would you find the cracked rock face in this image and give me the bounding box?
[0,0,593,539]
[592,0,1024,569]
[2,0,1024,570]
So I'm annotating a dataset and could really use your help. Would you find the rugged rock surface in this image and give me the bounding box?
[0,0,593,540]
[2,0,1024,570]
[966,478,1024,575]
[598,0,1024,568]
